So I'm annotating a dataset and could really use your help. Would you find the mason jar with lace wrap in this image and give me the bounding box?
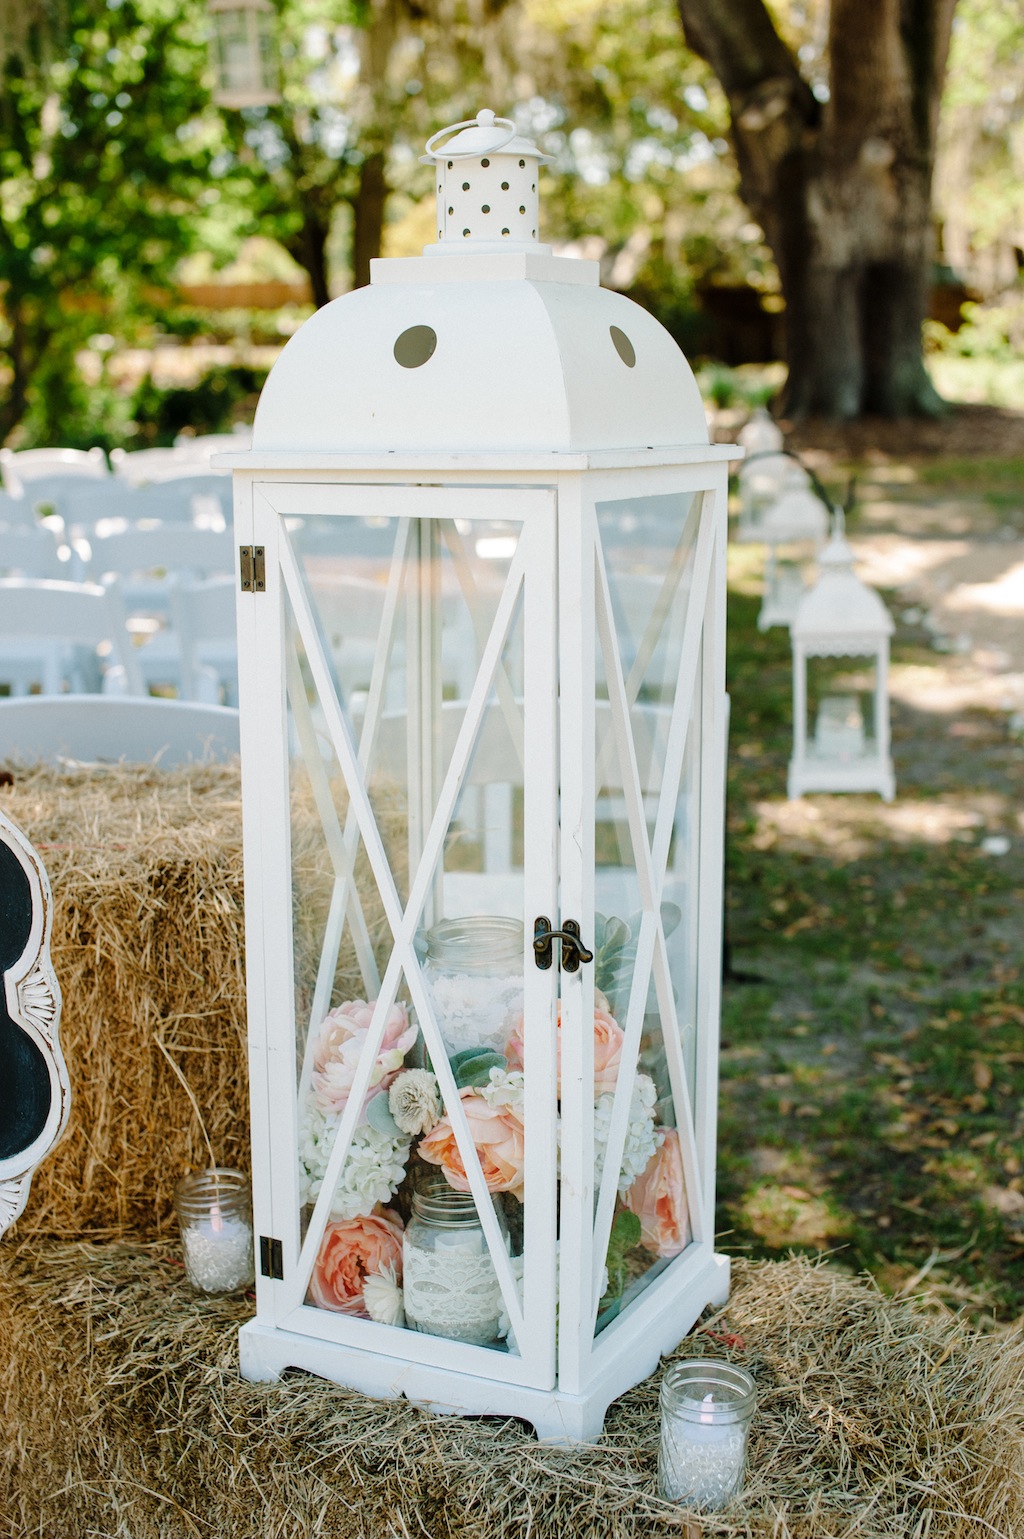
[402,1173,512,1346]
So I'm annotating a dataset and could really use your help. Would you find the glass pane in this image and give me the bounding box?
[283,508,528,1352]
[592,492,703,1335]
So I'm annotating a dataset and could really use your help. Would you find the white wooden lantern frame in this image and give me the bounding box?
[225,107,734,1443]
[229,450,732,1439]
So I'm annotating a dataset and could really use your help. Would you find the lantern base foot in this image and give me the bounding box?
[238,1251,731,1445]
[788,756,895,802]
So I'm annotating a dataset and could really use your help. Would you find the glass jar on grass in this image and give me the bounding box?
[403,1173,512,1346]
[174,1167,255,1295]
[423,916,523,1056]
[658,1359,756,1510]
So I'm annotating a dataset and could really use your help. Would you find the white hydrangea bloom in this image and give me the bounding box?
[298,1104,410,1219]
[593,1073,663,1194]
[480,1067,526,1116]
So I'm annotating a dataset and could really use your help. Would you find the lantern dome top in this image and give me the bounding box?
[791,527,893,644]
[250,107,711,457]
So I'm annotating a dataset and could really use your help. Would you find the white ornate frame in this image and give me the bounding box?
[0,808,69,1234]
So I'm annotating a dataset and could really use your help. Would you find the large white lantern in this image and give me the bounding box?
[788,519,895,801]
[224,108,736,1442]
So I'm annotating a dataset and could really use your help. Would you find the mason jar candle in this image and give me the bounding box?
[422,916,524,1056]
[658,1359,756,1510]
[174,1167,255,1295]
[402,1173,512,1346]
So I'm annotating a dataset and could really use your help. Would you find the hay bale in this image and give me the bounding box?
[1,1243,1021,1539]
[0,761,406,1239]
[0,764,250,1237]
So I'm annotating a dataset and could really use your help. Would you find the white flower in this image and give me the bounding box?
[594,1073,662,1194]
[389,1068,442,1136]
[480,1067,525,1116]
[363,1263,405,1327]
[328,1124,411,1220]
[298,1105,410,1219]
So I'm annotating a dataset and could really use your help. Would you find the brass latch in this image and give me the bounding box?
[533,917,594,973]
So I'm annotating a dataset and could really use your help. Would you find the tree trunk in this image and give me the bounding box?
[350,151,388,290]
[676,0,957,418]
[285,212,331,311]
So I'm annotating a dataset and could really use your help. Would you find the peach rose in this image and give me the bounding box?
[308,1205,404,1315]
[311,1000,417,1118]
[419,1089,526,1199]
[506,997,624,1097]
[623,1128,690,1258]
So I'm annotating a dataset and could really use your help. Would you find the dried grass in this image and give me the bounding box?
[1,1244,1021,1539]
[0,760,406,1238]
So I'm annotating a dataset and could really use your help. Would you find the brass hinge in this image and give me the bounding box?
[239,545,266,593]
[259,1235,284,1279]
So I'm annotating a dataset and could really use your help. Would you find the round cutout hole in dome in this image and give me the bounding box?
[610,326,636,368]
[394,326,437,369]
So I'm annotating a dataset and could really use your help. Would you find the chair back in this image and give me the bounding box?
[0,578,142,695]
[89,524,234,583]
[0,696,240,766]
[109,446,231,485]
[0,446,107,494]
[0,525,68,580]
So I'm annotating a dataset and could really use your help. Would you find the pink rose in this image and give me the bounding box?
[311,999,417,1117]
[623,1128,690,1258]
[308,1206,404,1315]
[419,1089,526,1199]
[506,997,624,1097]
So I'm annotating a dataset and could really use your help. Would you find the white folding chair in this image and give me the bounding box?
[0,524,69,580]
[0,695,239,766]
[88,523,234,589]
[109,446,231,485]
[168,576,239,704]
[0,446,108,495]
[0,578,143,696]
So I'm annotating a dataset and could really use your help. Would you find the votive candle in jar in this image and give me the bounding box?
[658,1359,756,1511]
[174,1167,255,1295]
[422,916,523,1055]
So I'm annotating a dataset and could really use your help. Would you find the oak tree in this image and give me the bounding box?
[675,0,958,416]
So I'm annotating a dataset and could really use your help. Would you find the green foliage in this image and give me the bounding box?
[448,1049,507,1090]
[600,1208,642,1307]
[0,0,244,446]
[128,364,267,447]
[593,903,681,1017]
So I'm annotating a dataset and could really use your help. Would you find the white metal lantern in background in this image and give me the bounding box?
[788,516,895,801]
[208,0,279,110]
[224,107,736,1443]
[755,481,829,631]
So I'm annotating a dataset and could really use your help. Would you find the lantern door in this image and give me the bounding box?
[556,473,726,1395]
[237,480,558,1391]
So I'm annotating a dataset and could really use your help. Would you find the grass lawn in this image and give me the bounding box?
[718,452,1024,1326]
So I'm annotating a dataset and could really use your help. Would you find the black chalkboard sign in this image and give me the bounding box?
[0,809,69,1233]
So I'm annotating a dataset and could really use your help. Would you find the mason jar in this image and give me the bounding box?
[402,1173,512,1346]
[173,1167,255,1295]
[658,1359,756,1510]
[422,915,524,1056]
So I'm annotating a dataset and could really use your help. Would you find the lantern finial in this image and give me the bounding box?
[420,108,553,256]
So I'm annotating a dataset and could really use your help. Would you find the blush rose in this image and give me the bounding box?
[506,997,624,1097]
[308,1205,405,1315]
[311,999,417,1118]
[623,1128,690,1258]
[419,1088,526,1199]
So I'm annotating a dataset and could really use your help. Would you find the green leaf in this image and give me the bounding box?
[365,1091,400,1137]
[451,1050,507,1089]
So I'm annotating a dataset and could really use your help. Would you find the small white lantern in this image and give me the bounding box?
[223,107,736,1443]
[208,0,279,109]
[788,518,895,801]
[756,482,829,631]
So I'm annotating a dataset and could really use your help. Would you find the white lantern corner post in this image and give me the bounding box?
[224,105,737,1444]
[788,517,895,801]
